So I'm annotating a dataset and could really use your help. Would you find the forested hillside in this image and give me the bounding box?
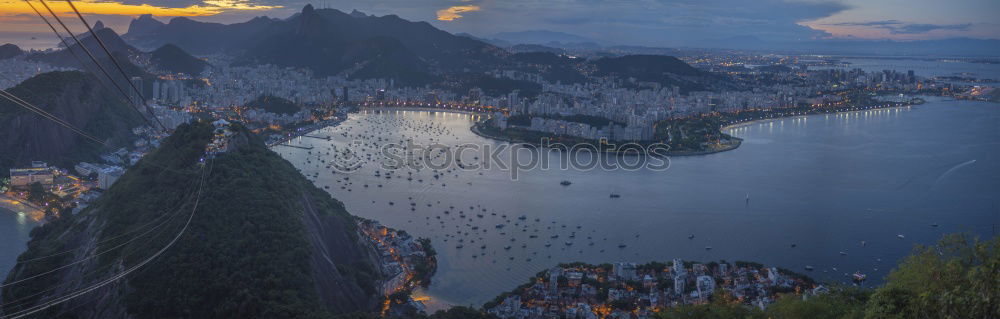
[3,122,381,318]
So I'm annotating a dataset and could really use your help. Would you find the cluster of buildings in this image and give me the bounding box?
[0,57,72,89]
[6,161,105,217]
[486,259,819,319]
[956,86,1000,102]
[4,119,171,217]
[205,119,234,158]
[186,63,347,108]
[150,77,189,105]
[8,161,55,187]
[237,107,314,127]
[74,162,124,190]
[9,161,125,192]
[483,61,942,142]
[358,220,433,314]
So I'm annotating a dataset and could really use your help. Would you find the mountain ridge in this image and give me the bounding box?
[0,71,143,172]
[2,121,382,318]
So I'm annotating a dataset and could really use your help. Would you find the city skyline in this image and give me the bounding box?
[0,0,997,317]
[1,0,999,49]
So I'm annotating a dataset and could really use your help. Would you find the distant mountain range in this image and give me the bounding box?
[488,30,597,46]
[123,5,507,86]
[27,27,138,68]
[24,28,211,98]
[117,6,731,92]
[469,28,1000,57]
[716,36,1000,56]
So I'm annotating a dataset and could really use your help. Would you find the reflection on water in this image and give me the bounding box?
[275,100,999,306]
[0,208,40,281]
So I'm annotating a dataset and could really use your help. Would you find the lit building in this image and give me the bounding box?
[9,167,54,187]
[696,275,715,300]
[98,166,124,190]
[75,162,101,176]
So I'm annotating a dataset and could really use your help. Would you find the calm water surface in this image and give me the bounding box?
[275,99,999,306]
[0,208,40,280]
[0,99,995,308]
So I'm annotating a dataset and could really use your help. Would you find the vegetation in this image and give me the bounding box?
[149,44,209,75]
[653,233,999,319]
[245,95,301,115]
[0,43,21,60]
[122,123,372,318]
[0,71,143,172]
[767,287,870,319]
[334,306,499,319]
[507,114,624,128]
[510,52,588,84]
[412,238,437,287]
[864,233,998,318]
[593,55,710,93]
[656,291,766,319]
[444,74,542,99]
[3,122,378,318]
[652,115,737,152]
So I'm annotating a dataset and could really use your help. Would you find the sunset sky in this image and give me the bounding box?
[1,0,998,48]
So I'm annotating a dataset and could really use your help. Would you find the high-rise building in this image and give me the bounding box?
[672,258,685,275]
[696,275,715,300]
[548,267,562,294]
[673,275,685,295]
[130,76,143,105]
[98,166,124,190]
[152,81,160,101]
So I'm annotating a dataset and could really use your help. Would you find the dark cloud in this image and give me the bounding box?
[48,0,850,46]
[890,23,971,34]
[827,20,973,34]
[829,20,903,27]
[114,0,270,8]
[114,0,204,6]
[456,0,851,45]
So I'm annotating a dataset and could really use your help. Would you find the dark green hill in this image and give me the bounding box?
[0,43,22,60]
[444,73,543,99]
[244,95,300,115]
[511,52,587,84]
[0,71,143,172]
[123,5,504,86]
[149,44,208,75]
[593,54,724,92]
[594,54,702,77]
[2,122,381,318]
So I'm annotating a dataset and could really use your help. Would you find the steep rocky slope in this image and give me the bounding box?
[0,71,142,172]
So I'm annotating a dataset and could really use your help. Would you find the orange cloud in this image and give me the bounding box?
[0,0,280,17]
[436,5,479,21]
